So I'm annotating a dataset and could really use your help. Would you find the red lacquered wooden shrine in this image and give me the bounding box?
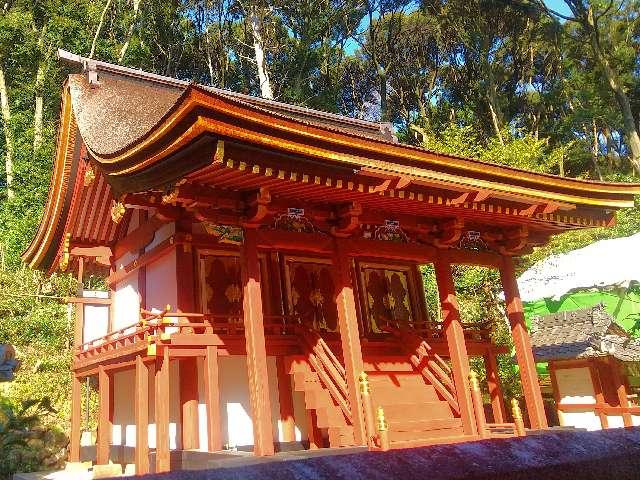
[23,50,640,474]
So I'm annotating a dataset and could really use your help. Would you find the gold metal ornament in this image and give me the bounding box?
[225,284,242,303]
[83,165,95,186]
[376,406,388,432]
[58,233,71,271]
[358,371,370,395]
[468,370,480,391]
[511,398,523,420]
[111,201,126,224]
[161,187,179,205]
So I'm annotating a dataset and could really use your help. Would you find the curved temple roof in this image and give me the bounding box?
[22,49,640,272]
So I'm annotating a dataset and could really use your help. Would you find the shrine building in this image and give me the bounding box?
[23,49,640,474]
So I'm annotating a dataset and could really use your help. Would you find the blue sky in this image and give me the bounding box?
[544,0,573,18]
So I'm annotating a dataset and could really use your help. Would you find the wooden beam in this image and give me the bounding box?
[97,366,111,464]
[241,228,275,456]
[135,357,150,475]
[333,239,367,445]
[500,256,548,430]
[69,374,82,462]
[203,346,222,452]
[155,348,171,472]
[434,258,477,436]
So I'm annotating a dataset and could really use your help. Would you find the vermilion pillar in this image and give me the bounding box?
[180,358,200,450]
[241,228,275,456]
[155,348,171,472]
[434,258,477,436]
[333,240,366,445]
[611,360,633,427]
[69,373,82,462]
[276,357,296,443]
[484,351,507,423]
[97,366,111,464]
[135,356,150,475]
[500,256,547,429]
[203,346,222,451]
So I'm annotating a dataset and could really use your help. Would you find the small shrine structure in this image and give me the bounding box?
[23,49,640,474]
[531,305,640,431]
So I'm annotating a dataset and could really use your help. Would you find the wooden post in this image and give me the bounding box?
[484,351,507,423]
[589,361,609,429]
[180,357,200,450]
[241,228,274,456]
[469,371,489,438]
[203,346,222,451]
[97,366,111,464]
[276,357,296,443]
[155,348,171,472]
[433,258,477,436]
[333,240,367,445]
[69,373,82,462]
[611,360,633,427]
[135,357,150,475]
[500,256,547,430]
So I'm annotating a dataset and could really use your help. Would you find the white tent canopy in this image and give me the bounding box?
[517,233,640,302]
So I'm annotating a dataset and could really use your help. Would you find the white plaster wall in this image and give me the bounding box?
[111,362,181,450]
[560,410,602,431]
[83,305,109,344]
[145,249,177,312]
[218,356,282,447]
[113,276,140,331]
[607,415,625,428]
[82,290,110,344]
[632,415,640,427]
[556,367,596,404]
[112,369,136,447]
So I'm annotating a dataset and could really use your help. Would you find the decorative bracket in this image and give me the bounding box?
[243,187,272,226]
[331,202,362,237]
[432,218,464,248]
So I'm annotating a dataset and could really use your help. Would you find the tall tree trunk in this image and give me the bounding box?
[119,0,142,62]
[249,7,273,100]
[0,66,14,198]
[33,65,46,153]
[488,100,504,145]
[33,26,48,153]
[378,67,388,122]
[90,0,113,59]
[586,11,640,174]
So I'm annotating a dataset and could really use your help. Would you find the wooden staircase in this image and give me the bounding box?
[285,326,471,450]
[288,356,357,447]
[366,358,465,448]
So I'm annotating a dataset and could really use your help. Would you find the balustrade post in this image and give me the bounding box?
[359,372,376,449]
[511,398,526,437]
[469,371,489,438]
[375,407,390,451]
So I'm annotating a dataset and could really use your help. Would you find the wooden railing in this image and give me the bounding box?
[297,326,352,421]
[384,326,460,415]
[407,320,492,342]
